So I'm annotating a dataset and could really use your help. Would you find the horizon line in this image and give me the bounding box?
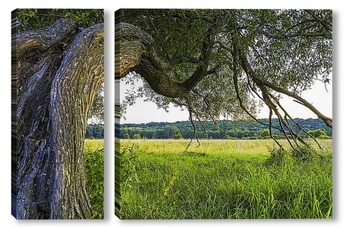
[114,117,327,125]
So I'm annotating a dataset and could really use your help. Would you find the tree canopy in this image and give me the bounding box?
[116,9,332,152]
[15,9,103,33]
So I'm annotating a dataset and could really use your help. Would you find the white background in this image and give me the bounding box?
[0,0,347,226]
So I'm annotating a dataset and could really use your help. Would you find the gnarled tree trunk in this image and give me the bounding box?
[12,18,103,219]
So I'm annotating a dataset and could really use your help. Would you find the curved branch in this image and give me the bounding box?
[49,23,104,219]
[12,18,78,60]
[237,51,332,128]
[115,22,216,98]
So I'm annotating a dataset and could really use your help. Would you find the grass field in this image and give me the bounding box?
[118,139,332,219]
[84,139,104,219]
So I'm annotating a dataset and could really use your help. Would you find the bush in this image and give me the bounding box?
[259,129,270,138]
[265,146,287,167]
[318,135,331,139]
[308,129,328,138]
[291,144,316,162]
[265,144,319,167]
[174,131,183,139]
[123,133,130,139]
[133,134,141,139]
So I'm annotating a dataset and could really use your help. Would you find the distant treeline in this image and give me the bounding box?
[86,124,104,139]
[113,118,331,140]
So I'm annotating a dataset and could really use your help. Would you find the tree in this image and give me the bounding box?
[174,131,184,140]
[123,133,130,139]
[12,10,103,219]
[308,129,328,138]
[133,134,142,139]
[116,9,332,152]
[260,129,270,139]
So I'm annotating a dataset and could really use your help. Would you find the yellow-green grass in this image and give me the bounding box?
[84,139,104,219]
[118,139,332,219]
[85,139,104,151]
[120,139,332,155]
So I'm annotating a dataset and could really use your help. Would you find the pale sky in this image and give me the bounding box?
[117,78,332,124]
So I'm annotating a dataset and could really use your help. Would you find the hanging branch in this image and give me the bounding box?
[266,91,305,147]
[187,99,201,147]
[269,94,323,150]
[184,106,197,152]
[268,109,285,151]
[259,85,299,151]
[235,42,332,128]
[227,25,331,156]
[229,37,283,134]
[172,97,201,152]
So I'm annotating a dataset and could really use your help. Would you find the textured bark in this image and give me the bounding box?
[115,22,216,98]
[12,18,103,219]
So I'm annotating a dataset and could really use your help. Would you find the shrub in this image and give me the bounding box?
[259,129,270,138]
[174,131,183,139]
[133,134,141,139]
[291,144,316,162]
[123,133,130,139]
[265,146,287,166]
[308,129,328,138]
[265,143,319,167]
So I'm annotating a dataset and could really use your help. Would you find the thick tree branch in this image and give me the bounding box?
[49,23,103,219]
[115,22,216,98]
[12,18,78,60]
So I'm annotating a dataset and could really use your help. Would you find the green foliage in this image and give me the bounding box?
[119,139,332,219]
[120,144,142,189]
[123,133,130,139]
[118,118,331,140]
[88,87,104,124]
[15,9,103,33]
[86,124,104,139]
[308,129,329,139]
[174,131,183,140]
[291,144,317,162]
[120,9,332,126]
[84,140,104,219]
[259,129,270,139]
[265,146,288,167]
[133,134,142,139]
[265,144,319,166]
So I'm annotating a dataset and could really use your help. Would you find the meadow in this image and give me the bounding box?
[118,139,332,219]
[84,139,104,219]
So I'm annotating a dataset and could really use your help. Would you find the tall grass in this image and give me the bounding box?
[119,139,332,219]
[84,139,104,219]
